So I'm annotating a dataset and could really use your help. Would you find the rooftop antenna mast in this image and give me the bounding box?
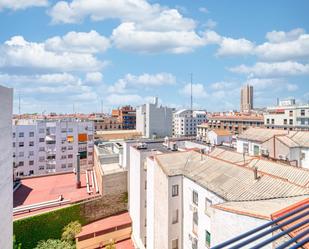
[190,73,193,116]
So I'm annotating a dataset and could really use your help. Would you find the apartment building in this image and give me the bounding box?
[112,105,136,130]
[0,85,13,249]
[240,84,253,113]
[206,113,264,134]
[90,115,123,132]
[264,99,309,131]
[13,119,94,177]
[237,127,309,168]
[136,97,173,138]
[145,148,309,249]
[173,110,207,137]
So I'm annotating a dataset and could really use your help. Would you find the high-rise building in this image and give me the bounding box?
[240,84,253,113]
[13,119,94,177]
[0,85,13,249]
[136,97,173,138]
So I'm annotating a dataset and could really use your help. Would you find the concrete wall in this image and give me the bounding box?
[182,177,224,249]
[0,85,13,249]
[102,171,127,196]
[211,208,271,248]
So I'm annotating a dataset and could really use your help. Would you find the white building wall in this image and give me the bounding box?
[211,209,271,248]
[182,177,224,249]
[0,85,13,249]
[300,148,309,169]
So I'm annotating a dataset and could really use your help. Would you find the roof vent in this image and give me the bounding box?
[253,166,260,180]
[137,143,148,150]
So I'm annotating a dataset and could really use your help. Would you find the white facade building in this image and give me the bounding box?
[0,85,13,249]
[173,110,207,137]
[136,97,173,138]
[13,119,94,177]
[264,99,309,130]
[142,147,309,249]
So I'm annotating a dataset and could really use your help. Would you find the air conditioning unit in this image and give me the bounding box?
[278,154,287,160]
[261,148,269,157]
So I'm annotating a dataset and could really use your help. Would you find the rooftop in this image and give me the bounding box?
[278,131,309,147]
[154,151,309,202]
[14,172,99,218]
[210,129,232,136]
[209,114,264,121]
[238,127,288,142]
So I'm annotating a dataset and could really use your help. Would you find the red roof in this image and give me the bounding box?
[115,239,135,249]
[14,172,99,218]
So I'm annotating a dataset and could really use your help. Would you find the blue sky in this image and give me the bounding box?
[0,0,309,114]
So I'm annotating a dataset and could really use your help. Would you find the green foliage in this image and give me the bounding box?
[13,235,22,249]
[14,204,86,249]
[121,192,128,203]
[105,239,116,249]
[34,239,74,249]
[61,221,82,245]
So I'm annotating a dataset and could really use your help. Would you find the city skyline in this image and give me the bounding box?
[0,0,309,114]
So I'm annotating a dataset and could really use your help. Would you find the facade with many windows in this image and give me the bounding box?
[264,99,309,131]
[173,110,207,137]
[13,119,94,177]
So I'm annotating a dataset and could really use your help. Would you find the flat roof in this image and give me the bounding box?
[101,163,126,175]
[14,172,99,215]
[76,212,131,238]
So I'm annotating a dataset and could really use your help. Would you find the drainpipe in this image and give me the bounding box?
[76,153,81,188]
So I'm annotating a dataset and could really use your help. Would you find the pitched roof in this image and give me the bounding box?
[210,129,232,136]
[155,151,309,202]
[238,127,288,142]
[283,131,309,147]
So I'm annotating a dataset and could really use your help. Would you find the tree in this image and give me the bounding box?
[13,235,22,249]
[34,239,73,249]
[61,221,82,245]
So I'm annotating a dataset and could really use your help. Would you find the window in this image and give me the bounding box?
[289,110,293,117]
[13,142,15,148]
[289,119,293,125]
[29,170,34,175]
[39,147,45,152]
[39,156,45,162]
[68,163,73,168]
[192,237,198,249]
[18,161,24,166]
[205,230,211,248]
[172,185,179,197]
[205,198,212,216]
[172,209,179,224]
[29,160,34,166]
[29,132,34,137]
[29,151,34,156]
[19,132,24,138]
[19,152,24,157]
[301,109,305,116]
[271,119,274,125]
[61,164,66,168]
[39,166,44,170]
[29,141,34,146]
[68,146,73,150]
[193,211,198,235]
[13,132,16,138]
[193,190,198,205]
[172,239,178,249]
[39,138,45,142]
[284,119,287,125]
[39,128,45,134]
[19,142,24,147]
[61,155,67,159]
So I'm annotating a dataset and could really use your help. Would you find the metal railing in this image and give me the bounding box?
[211,203,309,249]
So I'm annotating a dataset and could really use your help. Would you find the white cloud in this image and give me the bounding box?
[85,72,103,84]
[205,19,217,29]
[108,72,176,93]
[179,83,208,98]
[0,35,105,72]
[106,94,144,105]
[210,81,234,90]
[112,22,205,53]
[49,0,195,31]
[265,28,305,43]
[217,37,254,56]
[229,61,309,77]
[0,0,48,10]
[245,78,298,92]
[255,33,309,61]
[45,30,110,53]
[199,7,209,13]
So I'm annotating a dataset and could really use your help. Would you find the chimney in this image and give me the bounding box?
[153,97,158,107]
[253,166,259,180]
[76,153,81,188]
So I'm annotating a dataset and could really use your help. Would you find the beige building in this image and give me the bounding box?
[237,127,309,168]
[240,84,253,113]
